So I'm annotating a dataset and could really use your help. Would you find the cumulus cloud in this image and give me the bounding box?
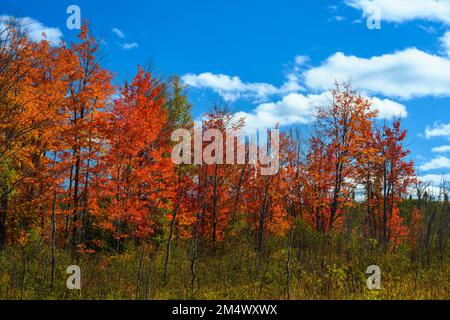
[418,174,450,196]
[425,123,450,139]
[112,27,125,39]
[182,56,310,102]
[279,73,304,93]
[0,15,62,46]
[419,156,450,171]
[183,49,413,130]
[182,72,279,102]
[120,42,139,50]
[345,0,450,24]
[432,145,450,153]
[303,48,450,100]
[235,92,330,130]
[370,97,407,119]
[419,173,450,185]
[279,55,309,94]
[182,51,409,130]
[234,92,405,130]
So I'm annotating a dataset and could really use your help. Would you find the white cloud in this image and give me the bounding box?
[120,42,139,50]
[235,92,330,130]
[303,48,450,100]
[432,145,450,153]
[370,97,407,119]
[440,31,450,56]
[419,174,450,186]
[425,123,450,139]
[112,27,125,39]
[182,72,279,102]
[419,156,450,171]
[279,72,304,93]
[112,29,139,50]
[0,15,62,46]
[182,56,310,102]
[234,92,404,130]
[418,174,450,196]
[279,55,309,94]
[345,0,450,24]
[183,52,408,129]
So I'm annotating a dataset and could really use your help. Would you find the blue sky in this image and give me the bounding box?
[2,0,450,188]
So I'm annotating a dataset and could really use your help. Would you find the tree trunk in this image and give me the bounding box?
[285,224,295,299]
[50,190,57,291]
[257,181,269,252]
[72,151,81,249]
[163,189,184,285]
[212,164,219,243]
[135,242,146,299]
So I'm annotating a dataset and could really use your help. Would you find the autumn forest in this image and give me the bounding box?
[0,21,449,300]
